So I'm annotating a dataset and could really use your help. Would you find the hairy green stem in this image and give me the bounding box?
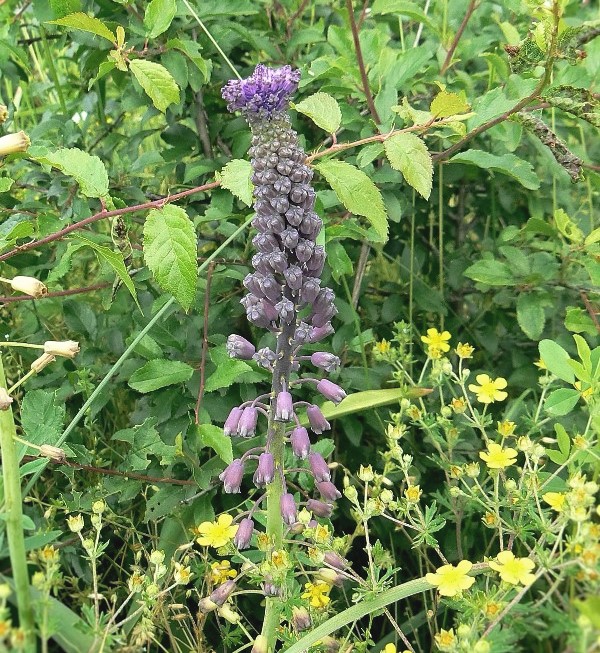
[0,356,35,650]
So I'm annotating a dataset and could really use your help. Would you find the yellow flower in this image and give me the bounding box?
[451,397,467,413]
[404,485,422,502]
[497,420,516,437]
[488,551,536,586]
[542,492,566,512]
[425,560,475,597]
[374,339,391,355]
[195,514,238,548]
[456,342,474,359]
[271,549,290,569]
[468,374,508,404]
[534,358,547,370]
[421,328,451,359]
[383,645,396,653]
[210,560,237,584]
[174,562,192,585]
[479,442,518,469]
[434,628,456,650]
[301,581,331,609]
[313,524,331,544]
[0,620,10,637]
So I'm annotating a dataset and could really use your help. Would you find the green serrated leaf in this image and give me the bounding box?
[129,59,180,112]
[167,38,210,81]
[293,92,342,133]
[128,359,194,393]
[71,234,139,307]
[315,160,388,242]
[196,424,233,464]
[370,0,437,32]
[48,12,116,42]
[544,388,580,417]
[384,133,433,200]
[449,150,540,190]
[30,147,109,197]
[0,177,14,192]
[144,0,176,38]
[220,159,254,206]
[205,346,252,393]
[430,90,470,117]
[565,307,597,336]
[464,259,514,286]
[516,293,546,340]
[538,339,575,383]
[21,390,65,449]
[0,218,34,253]
[143,205,198,310]
[113,417,177,470]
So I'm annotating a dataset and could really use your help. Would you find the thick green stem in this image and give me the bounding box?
[0,356,36,650]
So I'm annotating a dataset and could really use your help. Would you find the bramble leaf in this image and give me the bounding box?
[128,359,194,393]
[129,59,180,112]
[384,133,433,200]
[144,0,177,38]
[48,12,116,42]
[293,92,342,133]
[220,159,254,206]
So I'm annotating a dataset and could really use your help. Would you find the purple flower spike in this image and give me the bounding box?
[219,459,245,494]
[275,391,294,422]
[234,518,254,550]
[306,404,331,434]
[308,452,331,482]
[226,334,256,360]
[316,379,347,405]
[253,452,275,487]
[280,492,297,525]
[310,352,341,373]
[317,481,342,502]
[306,499,333,518]
[221,64,301,117]
[290,426,311,458]
[223,407,244,436]
[237,407,258,437]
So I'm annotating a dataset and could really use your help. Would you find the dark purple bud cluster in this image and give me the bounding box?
[220,65,348,547]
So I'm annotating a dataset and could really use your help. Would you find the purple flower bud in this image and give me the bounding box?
[223,407,244,436]
[280,492,297,525]
[240,293,260,310]
[281,228,300,249]
[251,253,272,275]
[291,606,311,632]
[306,246,326,274]
[290,426,311,458]
[209,579,236,606]
[311,304,337,328]
[234,518,254,550]
[317,379,347,405]
[247,305,271,328]
[309,323,335,343]
[261,299,279,322]
[226,335,256,360]
[253,452,275,487]
[285,206,304,226]
[290,186,308,205]
[270,197,289,214]
[295,239,315,263]
[269,251,289,273]
[316,567,344,587]
[253,233,280,253]
[309,452,331,482]
[290,165,312,183]
[264,215,285,234]
[310,352,340,372]
[306,404,331,434]
[294,321,312,343]
[218,459,244,493]
[253,347,276,370]
[307,499,333,518]
[274,176,292,194]
[324,551,348,570]
[300,213,322,238]
[275,391,294,422]
[262,580,283,597]
[317,481,342,502]
[300,278,320,304]
[243,273,264,297]
[260,275,281,303]
[314,288,336,312]
[275,298,295,324]
[237,407,258,437]
[283,265,303,290]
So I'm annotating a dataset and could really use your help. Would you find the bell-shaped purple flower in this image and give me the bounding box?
[300,278,320,304]
[234,518,254,550]
[306,404,331,434]
[275,298,295,324]
[308,452,331,482]
[317,481,342,502]
[290,426,311,458]
[324,551,348,570]
[316,379,347,405]
[218,459,244,493]
[253,452,275,487]
[280,492,297,525]
[210,579,236,605]
[275,391,294,422]
[309,323,335,343]
[311,304,337,328]
[253,347,276,370]
[306,499,333,518]
[223,406,244,436]
[283,265,303,290]
[310,352,340,373]
[237,407,258,437]
[226,335,256,360]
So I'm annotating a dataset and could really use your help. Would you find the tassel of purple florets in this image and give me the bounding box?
[220,64,346,553]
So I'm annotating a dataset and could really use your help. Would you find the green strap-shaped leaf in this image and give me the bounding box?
[315,160,388,242]
[129,59,180,112]
[143,205,198,310]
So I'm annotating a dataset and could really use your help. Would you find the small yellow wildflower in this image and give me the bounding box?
[489,551,536,586]
[174,562,192,585]
[195,514,238,548]
[456,342,474,359]
[301,581,331,609]
[271,549,290,569]
[484,601,501,617]
[373,339,392,356]
[479,442,518,470]
[0,620,10,637]
[210,560,237,584]
[425,560,475,597]
[421,328,451,359]
[534,358,547,370]
[497,420,516,437]
[542,492,566,512]
[383,645,396,653]
[451,397,467,413]
[313,524,331,544]
[404,485,422,502]
[483,512,497,527]
[434,628,456,650]
[39,545,59,564]
[468,374,508,404]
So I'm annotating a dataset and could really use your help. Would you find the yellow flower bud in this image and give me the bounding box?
[10,275,47,298]
[67,514,85,533]
[0,131,30,156]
